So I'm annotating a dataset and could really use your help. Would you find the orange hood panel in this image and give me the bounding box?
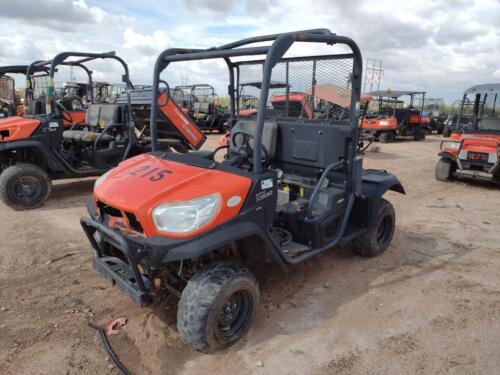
[0,116,40,142]
[451,132,500,154]
[360,116,398,130]
[94,153,252,238]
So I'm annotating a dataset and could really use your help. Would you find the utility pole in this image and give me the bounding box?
[363,58,383,93]
[180,72,189,86]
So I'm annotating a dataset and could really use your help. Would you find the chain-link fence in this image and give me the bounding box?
[236,54,354,122]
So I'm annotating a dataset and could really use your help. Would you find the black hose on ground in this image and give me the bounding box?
[88,322,132,375]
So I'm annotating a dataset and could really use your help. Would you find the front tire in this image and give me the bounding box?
[0,163,52,210]
[177,262,259,352]
[352,198,395,257]
[413,128,426,141]
[435,158,453,182]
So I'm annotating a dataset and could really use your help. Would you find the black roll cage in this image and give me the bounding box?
[24,51,133,115]
[369,91,426,118]
[0,65,49,77]
[150,29,363,176]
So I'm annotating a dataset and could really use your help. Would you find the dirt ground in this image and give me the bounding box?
[1,134,500,375]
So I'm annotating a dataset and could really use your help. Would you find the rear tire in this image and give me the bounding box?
[0,163,51,210]
[352,198,395,257]
[435,158,453,182]
[177,261,259,353]
[379,131,395,143]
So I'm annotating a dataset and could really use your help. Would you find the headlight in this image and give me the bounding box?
[379,120,392,126]
[95,170,111,188]
[441,141,460,151]
[488,153,498,164]
[152,193,221,234]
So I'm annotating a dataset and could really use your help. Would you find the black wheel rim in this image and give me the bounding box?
[377,215,393,246]
[217,290,253,339]
[11,176,42,204]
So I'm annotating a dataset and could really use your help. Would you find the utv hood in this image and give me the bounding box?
[0,116,40,142]
[452,132,500,154]
[94,153,252,238]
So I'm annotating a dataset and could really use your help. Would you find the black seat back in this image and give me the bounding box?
[274,119,353,176]
[85,104,122,128]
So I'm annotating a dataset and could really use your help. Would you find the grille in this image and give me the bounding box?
[97,201,144,234]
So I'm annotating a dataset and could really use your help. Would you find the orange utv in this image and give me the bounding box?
[360,90,430,142]
[436,84,500,183]
[81,29,405,353]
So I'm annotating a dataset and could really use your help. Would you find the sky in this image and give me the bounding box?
[0,0,499,103]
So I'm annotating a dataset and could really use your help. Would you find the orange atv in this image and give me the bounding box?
[360,90,430,143]
[0,52,204,210]
[80,29,405,352]
[436,83,500,183]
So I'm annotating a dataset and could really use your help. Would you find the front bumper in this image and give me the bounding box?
[81,216,152,307]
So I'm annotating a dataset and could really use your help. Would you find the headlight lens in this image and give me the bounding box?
[152,193,221,234]
[94,170,111,188]
[441,141,461,150]
[379,120,392,126]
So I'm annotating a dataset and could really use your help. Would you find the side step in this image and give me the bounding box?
[341,225,368,241]
[281,241,311,256]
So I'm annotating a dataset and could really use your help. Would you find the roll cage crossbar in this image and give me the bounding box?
[25,51,133,115]
[0,65,50,77]
[150,29,363,175]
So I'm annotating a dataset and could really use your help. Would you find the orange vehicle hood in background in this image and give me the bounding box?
[94,153,252,238]
[360,116,398,130]
[0,116,40,142]
[451,132,500,154]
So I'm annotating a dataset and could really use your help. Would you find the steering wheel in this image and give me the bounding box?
[230,130,269,167]
[56,101,73,123]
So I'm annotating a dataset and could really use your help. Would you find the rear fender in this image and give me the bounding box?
[354,171,405,229]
